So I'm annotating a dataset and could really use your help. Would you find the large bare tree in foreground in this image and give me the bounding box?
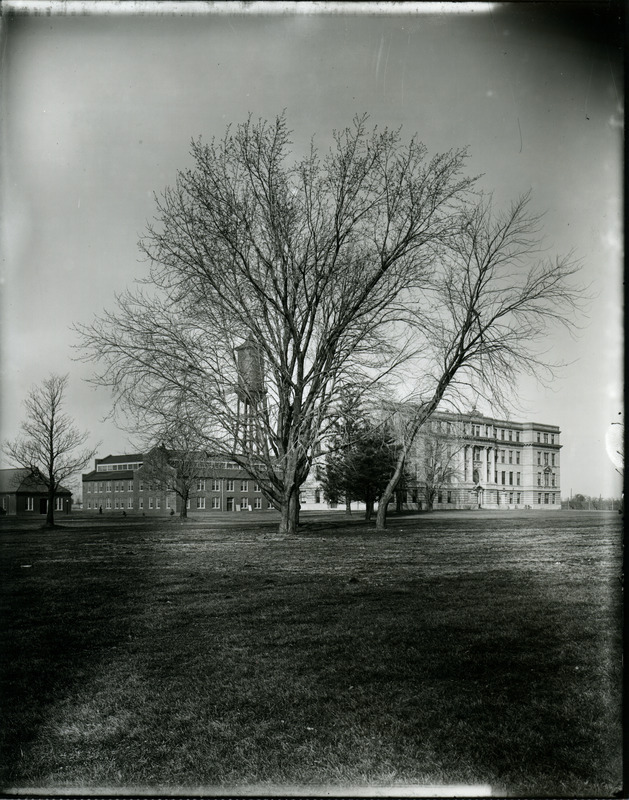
[77,114,474,534]
[374,193,583,529]
[3,374,98,527]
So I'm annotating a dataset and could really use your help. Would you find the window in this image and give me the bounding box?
[106,481,111,492]
[516,493,521,504]
[501,471,505,485]
[537,473,542,486]
[254,497,262,509]
[240,480,248,492]
[128,480,133,491]
[551,454,556,466]
[544,493,549,504]
[139,498,144,509]
[509,493,513,504]
[226,480,234,491]
[551,474,555,487]
[106,498,111,509]
[195,479,204,491]
[516,451,520,465]
[148,498,153,509]
[87,501,92,510]
[99,482,103,493]
[315,490,321,503]
[156,498,161,509]
[544,452,549,466]
[508,430,513,441]
[501,450,505,464]
[267,501,274,509]
[509,472,513,485]
[212,497,221,509]
[544,433,548,444]
[508,451,513,464]
[537,493,542,504]
[537,452,541,465]
[26,497,34,511]
[211,479,220,491]
[516,472,521,486]
[551,434,555,444]
[196,497,205,509]
[114,499,119,509]
[501,429,505,440]
[240,497,249,509]
[516,431,520,442]
[139,481,144,491]
[552,493,555,504]
[166,497,170,509]
[128,499,133,509]
[87,483,92,494]
[254,482,261,492]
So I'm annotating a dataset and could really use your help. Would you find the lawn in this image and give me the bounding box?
[0,510,623,796]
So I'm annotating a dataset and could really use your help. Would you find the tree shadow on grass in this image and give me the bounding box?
[0,523,154,789]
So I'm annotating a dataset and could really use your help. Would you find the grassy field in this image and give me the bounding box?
[0,510,623,796]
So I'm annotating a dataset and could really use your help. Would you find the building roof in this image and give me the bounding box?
[95,453,144,465]
[83,469,136,481]
[0,468,72,495]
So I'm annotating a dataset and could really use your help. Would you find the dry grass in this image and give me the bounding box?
[0,510,623,796]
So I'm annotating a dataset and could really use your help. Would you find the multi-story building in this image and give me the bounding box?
[82,410,562,514]
[403,411,562,510]
[81,452,275,514]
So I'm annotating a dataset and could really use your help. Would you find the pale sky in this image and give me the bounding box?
[0,1,623,497]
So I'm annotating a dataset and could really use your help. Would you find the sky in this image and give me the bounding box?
[0,1,623,497]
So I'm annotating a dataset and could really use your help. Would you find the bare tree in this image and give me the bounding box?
[138,409,218,518]
[77,114,474,535]
[3,374,98,527]
[414,425,463,511]
[375,193,583,529]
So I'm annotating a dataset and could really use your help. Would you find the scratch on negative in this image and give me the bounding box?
[517,117,522,153]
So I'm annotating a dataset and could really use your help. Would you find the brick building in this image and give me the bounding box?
[0,468,73,516]
[81,452,275,514]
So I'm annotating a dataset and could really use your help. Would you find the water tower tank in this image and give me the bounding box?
[235,335,265,399]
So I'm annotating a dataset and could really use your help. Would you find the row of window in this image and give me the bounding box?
[537,472,557,487]
[86,496,273,511]
[536,432,557,445]
[24,497,65,511]
[96,462,142,472]
[85,479,263,494]
[430,491,557,505]
[537,452,557,466]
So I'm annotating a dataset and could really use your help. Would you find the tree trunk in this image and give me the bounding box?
[376,451,407,530]
[45,484,56,527]
[180,492,188,518]
[365,497,374,521]
[345,497,352,515]
[279,487,300,535]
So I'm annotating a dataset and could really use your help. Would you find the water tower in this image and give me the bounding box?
[234,335,266,453]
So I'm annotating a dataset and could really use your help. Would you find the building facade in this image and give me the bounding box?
[403,411,562,510]
[81,452,276,514]
[82,411,562,515]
